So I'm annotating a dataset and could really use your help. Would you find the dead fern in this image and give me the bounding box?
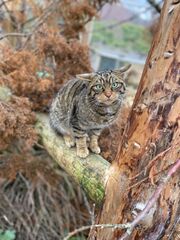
[0,96,36,151]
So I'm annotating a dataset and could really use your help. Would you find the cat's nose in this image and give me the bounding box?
[104,91,112,98]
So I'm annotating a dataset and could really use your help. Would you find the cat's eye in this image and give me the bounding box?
[111,82,120,89]
[94,84,103,91]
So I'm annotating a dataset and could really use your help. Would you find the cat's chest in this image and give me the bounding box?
[78,105,117,128]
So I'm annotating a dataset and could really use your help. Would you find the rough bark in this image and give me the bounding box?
[89,0,180,239]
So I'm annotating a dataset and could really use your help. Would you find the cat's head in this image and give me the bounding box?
[76,64,131,105]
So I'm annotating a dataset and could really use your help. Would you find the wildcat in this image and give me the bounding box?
[49,64,131,158]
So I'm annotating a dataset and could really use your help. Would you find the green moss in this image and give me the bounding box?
[72,158,105,204]
[81,168,105,204]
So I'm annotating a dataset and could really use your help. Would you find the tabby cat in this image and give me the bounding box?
[49,64,131,158]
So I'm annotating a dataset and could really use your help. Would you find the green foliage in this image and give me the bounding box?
[92,21,152,55]
[64,229,86,240]
[69,237,86,240]
[121,23,151,54]
[0,230,16,240]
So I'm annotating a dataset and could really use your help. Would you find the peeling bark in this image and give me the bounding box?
[89,0,180,239]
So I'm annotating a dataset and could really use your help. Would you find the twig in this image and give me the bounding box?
[63,223,131,240]
[130,147,171,180]
[0,0,12,8]
[128,176,149,190]
[0,0,18,29]
[91,203,96,225]
[0,190,32,234]
[0,32,30,40]
[82,191,95,225]
[128,160,175,190]
[22,0,61,48]
[119,158,180,240]
[147,0,161,13]
[168,215,180,239]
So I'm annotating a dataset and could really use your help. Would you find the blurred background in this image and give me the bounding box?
[89,0,162,96]
[0,1,163,240]
[0,0,163,103]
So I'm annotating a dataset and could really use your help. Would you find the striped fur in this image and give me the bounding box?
[49,65,130,158]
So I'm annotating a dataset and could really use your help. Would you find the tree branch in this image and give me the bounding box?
[0,0,18,29]
[0,32,30,40]
[35,114,110,204]
[147,0,161,13]
[22,0,62,48]
[63,223,131,240]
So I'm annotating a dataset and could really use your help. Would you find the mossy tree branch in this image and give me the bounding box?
[0,86,110,203]
[35,114,110,203]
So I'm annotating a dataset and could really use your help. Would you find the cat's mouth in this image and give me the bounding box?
[103,98,116,105]
[96,95,118,105]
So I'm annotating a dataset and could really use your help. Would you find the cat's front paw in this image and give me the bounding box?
[64,135,75,148]
[90,145,101,154]
[89,134,101,154]
[77,148,89,158]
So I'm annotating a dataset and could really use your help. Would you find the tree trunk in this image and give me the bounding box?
[89,1,180,239]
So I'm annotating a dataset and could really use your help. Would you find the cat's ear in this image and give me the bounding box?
[76,73,95,81]
[112,64,131,79]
